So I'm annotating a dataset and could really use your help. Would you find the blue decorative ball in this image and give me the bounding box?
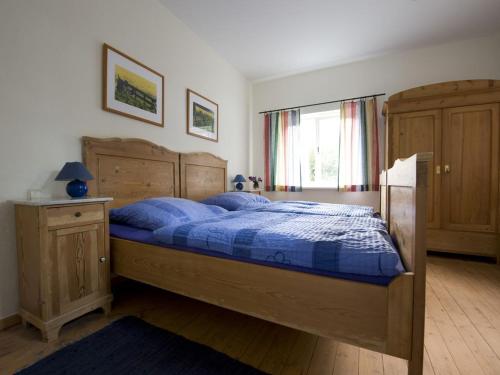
[66,179,88,198]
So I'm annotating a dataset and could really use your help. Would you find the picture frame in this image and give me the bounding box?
[103,43,164,127]
[186,89,219,142]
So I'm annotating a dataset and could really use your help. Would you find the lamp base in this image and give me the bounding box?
[66,179,88,198]
[235,182,244,191]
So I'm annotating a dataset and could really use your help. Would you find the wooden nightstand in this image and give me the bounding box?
[14,197,113,342]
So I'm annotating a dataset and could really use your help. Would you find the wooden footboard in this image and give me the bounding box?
[382,153,431,374]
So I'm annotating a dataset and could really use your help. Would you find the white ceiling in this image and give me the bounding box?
[160,0,500,81]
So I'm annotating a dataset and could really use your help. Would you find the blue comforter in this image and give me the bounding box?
[240,200,375,217]
[153,210,403,278]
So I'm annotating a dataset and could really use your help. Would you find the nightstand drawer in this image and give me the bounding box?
[47,204,104,227]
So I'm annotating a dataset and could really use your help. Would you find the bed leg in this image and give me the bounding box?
[407,277,426,375]
[408,354,423,375]
[102,301,112,317]
[407,288,425,375]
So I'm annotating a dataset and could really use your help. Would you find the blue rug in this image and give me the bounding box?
[17,316,266,374]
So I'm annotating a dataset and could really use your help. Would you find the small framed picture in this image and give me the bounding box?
[186,89,218,142]
[103,43,164,127]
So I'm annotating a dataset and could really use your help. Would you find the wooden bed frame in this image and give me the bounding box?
[82,137,429,375]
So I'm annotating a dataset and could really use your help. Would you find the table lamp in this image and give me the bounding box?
[233,174,246,191]
[55,162,94,198]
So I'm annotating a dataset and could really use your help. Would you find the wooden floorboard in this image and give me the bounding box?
[1,255,500,374]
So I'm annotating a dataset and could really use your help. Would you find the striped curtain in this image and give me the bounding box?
[338,98,380,191]
[264,110,302,192]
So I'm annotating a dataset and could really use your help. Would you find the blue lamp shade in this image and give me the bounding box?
[55,162,94,198]
[232,174,246,191]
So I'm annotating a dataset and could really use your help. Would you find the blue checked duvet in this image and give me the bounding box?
[153,210,403,278]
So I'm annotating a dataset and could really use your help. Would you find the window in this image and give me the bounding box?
[300,109,340,188]
[264,99,380,192]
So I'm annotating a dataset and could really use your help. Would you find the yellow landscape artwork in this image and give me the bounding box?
[114,64,157,113]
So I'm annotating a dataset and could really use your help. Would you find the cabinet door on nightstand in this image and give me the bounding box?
[47,223,108,317]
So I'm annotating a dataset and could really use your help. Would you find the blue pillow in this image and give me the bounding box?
[201,192,270,211]
[110,197,227,231]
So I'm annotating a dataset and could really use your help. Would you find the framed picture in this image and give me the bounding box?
[103,43,164,127]
[186,89,219,142]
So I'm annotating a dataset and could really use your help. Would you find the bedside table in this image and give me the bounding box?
[14,197,113,342]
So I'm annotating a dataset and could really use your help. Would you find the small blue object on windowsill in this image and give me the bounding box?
[233,174,246,191]
[55,162,94,198]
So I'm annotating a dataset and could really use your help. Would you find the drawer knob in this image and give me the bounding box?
[99,256,106,263]
[74,212,82,218]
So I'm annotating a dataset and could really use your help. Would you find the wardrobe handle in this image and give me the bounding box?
[436,166,441,175]
[444,165,451,174]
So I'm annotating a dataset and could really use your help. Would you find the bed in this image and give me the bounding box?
[83,137,429,375]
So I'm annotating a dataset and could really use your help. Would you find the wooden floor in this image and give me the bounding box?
[1,255,500,374]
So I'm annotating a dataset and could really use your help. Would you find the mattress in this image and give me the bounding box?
[110,210,404,286]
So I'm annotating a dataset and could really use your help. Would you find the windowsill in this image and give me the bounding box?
[266,188,378,192]
[301,187,339,190]
[268,186,338,193]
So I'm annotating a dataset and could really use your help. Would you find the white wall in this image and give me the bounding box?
[0,0,250,319]
[251,32,500,208]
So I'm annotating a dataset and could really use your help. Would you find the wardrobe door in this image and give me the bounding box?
[391,110,442,228]
[442,104,499,233]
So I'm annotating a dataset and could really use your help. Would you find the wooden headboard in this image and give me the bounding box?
[180,152,227,201]
[82,137,180,208]
[82,137,228,206]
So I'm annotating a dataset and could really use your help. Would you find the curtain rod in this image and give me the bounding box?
[258,93,386,114]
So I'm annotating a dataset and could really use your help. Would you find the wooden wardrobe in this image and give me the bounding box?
[385,80,500,261]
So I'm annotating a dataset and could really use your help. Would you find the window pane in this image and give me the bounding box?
[299,118,317,186]
[300,110,340,188]
[318,116,340,187]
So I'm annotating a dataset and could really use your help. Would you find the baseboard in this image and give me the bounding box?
[0,313,21,331]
